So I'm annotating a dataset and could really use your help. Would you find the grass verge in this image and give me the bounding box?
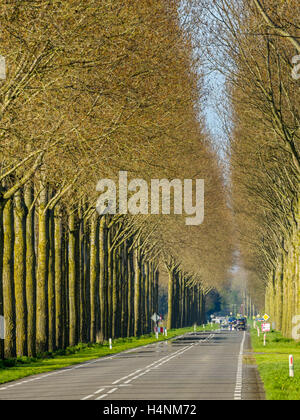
[250,327,300,400]
[0,324,218,385]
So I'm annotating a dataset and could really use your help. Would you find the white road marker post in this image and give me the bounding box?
[109,338,112,350]
[263,333,266,346]
[257,327,260,337]
[164,328,167,337]
[155,330,158,339]
[289,355,294,378]
[194,323,196,332]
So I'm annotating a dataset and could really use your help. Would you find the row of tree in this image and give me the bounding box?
[0,0,233,359]
[190,0,299,336]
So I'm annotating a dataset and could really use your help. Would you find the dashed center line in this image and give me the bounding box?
[82,333,216,401]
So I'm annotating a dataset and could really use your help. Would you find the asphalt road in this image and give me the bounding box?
[0,330,265,400]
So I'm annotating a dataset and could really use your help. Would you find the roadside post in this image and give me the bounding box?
[109,338,112,350]
[289,355,294,377]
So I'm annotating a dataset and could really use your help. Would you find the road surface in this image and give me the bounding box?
[0,330,265,400]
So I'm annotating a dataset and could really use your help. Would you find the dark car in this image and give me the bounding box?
[236,318,247,331]
[228,317,237,330]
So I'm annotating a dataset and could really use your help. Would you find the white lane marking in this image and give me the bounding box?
[94,388,105,395]
[95,394,108,400]
[0,331,213,400]
[234,331,246,400]
[112,369,142,384]
[81,343,192,400]
[93,345,195,400]
[81,344,191,400]
[0,341,165,393]
[81,394,94,400]
[107,388,118,394]
[0,334,181,393]
[83,340,199,400]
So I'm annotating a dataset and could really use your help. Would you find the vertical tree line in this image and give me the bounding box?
[189,0,299,337]
[0,202,208,359]
[0,0,234,359]
[0,205,163,358]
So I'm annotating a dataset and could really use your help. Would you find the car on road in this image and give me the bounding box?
[212,316,226,324]
[236,318,247,331]
[221,321,229,329]
[228,317,237,330]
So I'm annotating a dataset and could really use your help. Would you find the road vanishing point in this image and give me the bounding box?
[0,330,265,400]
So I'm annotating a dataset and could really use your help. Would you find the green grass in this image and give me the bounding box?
[0,324,218,385]
[250,327,300,400]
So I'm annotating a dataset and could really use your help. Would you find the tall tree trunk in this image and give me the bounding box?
[84,219,91,343]
[107,228,113,340]
[24,183,36,357]
[112,246,119,339]
[133,247,141,336]
[127,248,134,337]
[167,268,174,330]
[36,185,49,354]
[14,189,27,356]
[121,243,128,338]
[155,268,159,314]
[0,201,4,359]
[54,205,63,350]
[144,262,150,333]
[78,209,85,343]
[2,198,16,358]
[48,207,55,352]
[89,214,99,343]
[68,212,78,347]
[99,216,106,342]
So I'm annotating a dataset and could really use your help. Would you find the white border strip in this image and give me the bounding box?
[234,331,246,400]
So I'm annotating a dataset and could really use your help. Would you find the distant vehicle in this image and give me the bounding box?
[221,320,229,329]
[236,318,247,331]
[228,317,237,330]
[212,316,226,324]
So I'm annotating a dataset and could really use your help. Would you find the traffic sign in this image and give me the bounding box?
[263,314,270,321]
[261,323,270,332]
